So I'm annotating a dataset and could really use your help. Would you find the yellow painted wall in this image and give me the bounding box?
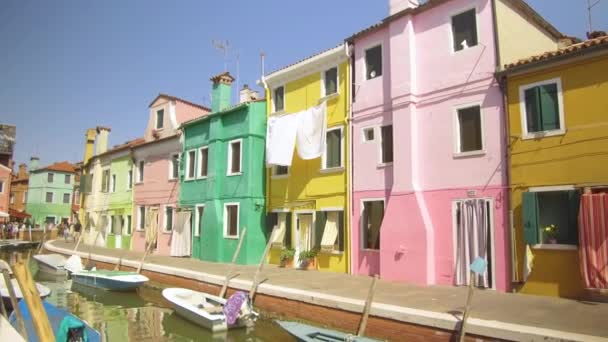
[507,54,608,298]
[267,61,350,274]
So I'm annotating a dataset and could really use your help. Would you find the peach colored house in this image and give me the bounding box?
[132,94,209,255]
[0,163,11,222]
[348,0,564,291]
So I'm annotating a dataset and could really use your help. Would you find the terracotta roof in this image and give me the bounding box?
[346,0,563,42]
[36,161,77,174]
[264,44,344,77]
[148,93,211,112]
[503,35,608,72]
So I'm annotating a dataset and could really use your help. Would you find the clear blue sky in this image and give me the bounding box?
[1,0,606,169]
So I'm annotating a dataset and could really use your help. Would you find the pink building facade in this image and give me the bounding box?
[0,163,11,222]
[132,94,209,255]
[349,0,509,290]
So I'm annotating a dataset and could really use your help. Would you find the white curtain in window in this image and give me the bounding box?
[145,208,159,246]
[170,211,192,257]
[321,212,339,251]
[271,213,286,247]
[454,199,490,288]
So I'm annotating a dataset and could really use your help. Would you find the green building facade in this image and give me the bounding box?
[179,72,267,264]
[26,161,76,226]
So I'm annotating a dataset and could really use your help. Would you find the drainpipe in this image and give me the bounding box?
[345,42,354,275]
[259,70,271,241]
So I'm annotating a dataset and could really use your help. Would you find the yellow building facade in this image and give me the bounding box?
[262,44,351,274]
[501,36,608,298]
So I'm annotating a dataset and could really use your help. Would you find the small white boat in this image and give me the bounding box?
[33,253,67,276]
[0,278,51,310]
[162,288,257,332]
[276,321,382,342]
[71,270,149,291]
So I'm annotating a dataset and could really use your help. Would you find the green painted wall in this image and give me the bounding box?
[180,101,267,264]
[106,155,134,249]
[26,170,74,226]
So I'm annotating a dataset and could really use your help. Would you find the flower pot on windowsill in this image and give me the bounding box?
[279,258,294,268]
[296,258,317,270]
[548,238,558,244]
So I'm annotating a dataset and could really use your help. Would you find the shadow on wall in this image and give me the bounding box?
[521,248,586,299]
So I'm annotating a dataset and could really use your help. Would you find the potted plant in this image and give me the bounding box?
[297,248,319,270]
[279,248,295,268]
[543,224,558,244]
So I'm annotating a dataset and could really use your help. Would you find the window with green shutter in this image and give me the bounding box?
[285,212,292,249]
[522,190,580,245]
[523,82,562,134]
[324,67,338,96]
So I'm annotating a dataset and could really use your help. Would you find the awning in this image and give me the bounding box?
[9,208,31,219]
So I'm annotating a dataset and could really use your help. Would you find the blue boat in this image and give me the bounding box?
[276,320,382,342]
[70,269,149,291]
[9,300,101,342]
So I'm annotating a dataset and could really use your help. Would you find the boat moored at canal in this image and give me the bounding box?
[32,253,67,276]
[71,269,149,291]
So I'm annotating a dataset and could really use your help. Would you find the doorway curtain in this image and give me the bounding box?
[454,199,490,288]
[579,193,608,289]
[170,211,192,257]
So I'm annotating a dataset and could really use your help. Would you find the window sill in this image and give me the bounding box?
[532,244,577,251]
[452,44,481,54]
[134,182,144,185]
[162,230,172,235]
[453,150,486,159]
[135,229,144,232]
[271,110,286,116]
[197,176,208,180]
[184,178,196,182]
[377,162,393,169]
[224,235,239,240]
[361,248,380,252]
[227,172,243,177]
[319,250,344,256]
[271,174,289,179]
[319,93,339,103]
[320,167,344,174]
[521,129,565,140]
[168,178,178,183]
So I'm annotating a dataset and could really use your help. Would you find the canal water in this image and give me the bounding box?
[1,249,296,341]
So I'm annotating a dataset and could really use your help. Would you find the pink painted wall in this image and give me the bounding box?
[351,0,509,291]
[175,100,209,124]
[0,165,11,220]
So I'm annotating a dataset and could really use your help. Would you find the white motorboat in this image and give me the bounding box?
[0,277,51,310]
[162,288,257,332]
[65,255,149,291]
[33,253,68,276]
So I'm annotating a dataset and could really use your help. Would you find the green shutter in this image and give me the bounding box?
[285,213,292,249]
[315,211,327,249]
[524,88,542,133]
[539,84,560,131]
[522,192,539,245]
[567,190,581,245]
[337,211,345,252]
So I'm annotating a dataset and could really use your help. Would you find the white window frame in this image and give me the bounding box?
[136,206,146,231]
[449,6,480,54]
[137,160,145,183]
[45,192,54,204]
[360,198,385,252]
[198,146,209,179]
[127,169,133,190]
[452,102,485,158]
[23,191,27,203]
[361,126,375,143]
[227,139,243,176]
[63,193,71,204]
[194,204,204,237]
[169,153,179,181]
[518,78,566,140]
[321,126,344,172]
[47,172,54,183]
[110,174,116,193]
[272,85,286,114]
[155,108,165,130]
[320,65,340,99]
[0,181,4,193]
[378,124,393,167]
[185,149,196,180]
[64,174,71,184]
[363,42,383,81]
[223,202,240,239]
[163,205,174,233]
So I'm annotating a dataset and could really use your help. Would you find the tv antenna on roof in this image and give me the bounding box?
[212,39,230,71]
[587,0,602,33]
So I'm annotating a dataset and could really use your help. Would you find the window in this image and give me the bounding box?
[194,205,204,237]
[520,79,564,137]
[125,215,132,235]
[365,45,382,80]
[10,193,14,204]
[46,192,54,203]
[64,174,71,184]
[0,181,4,193]
[137,161,144,183]
[137,206,146,231]
[101,169,110,192]
[186,150,196,180]
[317,210,345,252]
[23,191,27,203]
[523,190,580,246]
[455,105,483,154]
[227,140,242,175]
[452,9,478,51]
[362,200,384,250]
[273,165,289,176]
[362,128,375,142]
[273,86,285,112]
[47,173,54,183]
[111,174,116,192]
[198,147,208,178]
[323,67,338,96]
[268,212,292,248]
[380,125,393,164]
[323,128,343,169]
[164,206,174,232]
[127,169,133,189]
[224,204,239,238]
[170,153,179,180]
[156,109,164,129]
[63,193,70,204]
[45,216,55,224]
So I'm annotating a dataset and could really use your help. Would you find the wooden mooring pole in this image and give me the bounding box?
[13,261,53,341]
[219,227,247,298]
[357,274,379,337]
[2,269,28,340]
[249,228,275,301]
[459,272,476,342]
[137,242,155,274]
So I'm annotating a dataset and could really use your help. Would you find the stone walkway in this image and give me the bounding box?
[48,240,608,341]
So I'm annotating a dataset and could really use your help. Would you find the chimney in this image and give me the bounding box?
[210,72,235,112]
[18,163,27,178]
[95,126,111,155]
[239,84,260,104]
[29,156,39,171]
[83,128,97,164]
[390,0,419,15]
[8,159,14,172]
